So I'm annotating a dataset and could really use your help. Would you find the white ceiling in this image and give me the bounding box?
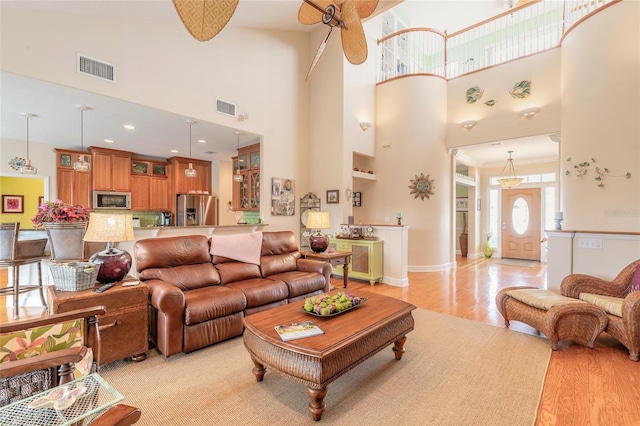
[1,0,559,165]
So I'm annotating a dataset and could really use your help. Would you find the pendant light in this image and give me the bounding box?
[73,106,91,172]
[19,113,38,174]
[233,131,244,182]
[497,150,523,189]
[184,120,197,178]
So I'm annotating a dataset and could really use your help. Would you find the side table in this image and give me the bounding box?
[0,373,125,426]
[47,280,148,365]
[302,250,352,288]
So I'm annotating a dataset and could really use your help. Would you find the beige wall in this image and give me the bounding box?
[560,1,640,232]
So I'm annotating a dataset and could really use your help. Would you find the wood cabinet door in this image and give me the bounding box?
[112,154,132,191]
[74,170,92,208]
[131,175,150,210]
[149,177,170,210]
[92,152,112,190]
[57,169,74,204]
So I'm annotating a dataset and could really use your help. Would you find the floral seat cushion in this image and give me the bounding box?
[579,293,623,318]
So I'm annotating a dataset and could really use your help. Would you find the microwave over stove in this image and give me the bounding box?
[93,191,131,209]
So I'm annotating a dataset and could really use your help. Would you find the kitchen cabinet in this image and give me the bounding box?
[231,143,260,212]
[131,159,170,211]
[54,148,92,207]
[90,146,131,192]
[329,238,384,285]
[169,156,212,195]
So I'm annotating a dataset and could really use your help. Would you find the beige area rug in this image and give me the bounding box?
[100,309,551,425]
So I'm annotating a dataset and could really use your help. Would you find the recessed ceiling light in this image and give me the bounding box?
[123,124,135,130]
[170,149,179,153]
[198,139,206,144]
[104,139,114,143]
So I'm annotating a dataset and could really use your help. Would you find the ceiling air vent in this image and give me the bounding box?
[216,98,236,118]
[77,54,115,82]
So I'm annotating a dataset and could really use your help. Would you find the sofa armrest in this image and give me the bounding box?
[297,258,332,292]
[144,279,185,357]
[622,291,640,322]
[561,274,627,298]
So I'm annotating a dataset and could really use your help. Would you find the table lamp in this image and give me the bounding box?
[83,213,135,284]
[306,211,331,253]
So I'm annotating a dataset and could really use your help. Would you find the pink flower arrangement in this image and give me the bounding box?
[31,199,89,228]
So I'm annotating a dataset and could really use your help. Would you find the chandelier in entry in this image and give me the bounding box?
[497,151,523,189]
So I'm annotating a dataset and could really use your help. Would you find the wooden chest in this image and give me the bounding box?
[47,281,149,365]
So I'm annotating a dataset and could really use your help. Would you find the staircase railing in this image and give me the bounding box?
[377,0,617,83]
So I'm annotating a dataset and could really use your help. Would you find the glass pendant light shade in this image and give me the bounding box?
[185,163,197,177]
[73,106,91,172]
[497,150,523,189]
[233,131,243,182]
[185,120,197,178]
[19,159,37,175]
[20,113,38,175]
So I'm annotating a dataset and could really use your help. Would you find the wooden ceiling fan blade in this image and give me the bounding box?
[173,0,238,42]
[340,1,367,65]
[306,28,333,80]
[353,0,379,19]
[298,0,335,25]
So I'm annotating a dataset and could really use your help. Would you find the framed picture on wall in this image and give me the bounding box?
[326,190,339,204]
[456,197,468,212]
[2,195,24,213]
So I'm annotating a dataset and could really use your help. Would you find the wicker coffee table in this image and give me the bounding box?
[242,290,416,421]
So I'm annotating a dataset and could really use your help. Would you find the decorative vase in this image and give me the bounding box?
[459,233,468,258]
[44,222,88,261]
[483,237,494,258]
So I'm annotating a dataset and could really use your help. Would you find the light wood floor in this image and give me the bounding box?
[2,258,639,425]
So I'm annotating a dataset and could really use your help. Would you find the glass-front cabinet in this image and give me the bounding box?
[232,143,260,212]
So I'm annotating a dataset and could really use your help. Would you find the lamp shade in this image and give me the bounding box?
[83,213,134,284]
[83,213,134,243]
[306,211,330,253]
[306,211,331,229]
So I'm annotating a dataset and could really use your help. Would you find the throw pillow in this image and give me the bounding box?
[630,264,640,293]
[210,231,263,265]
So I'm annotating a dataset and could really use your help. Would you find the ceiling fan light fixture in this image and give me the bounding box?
[73,106,91,172]
[497,150,523,188]
[20,113,38,175]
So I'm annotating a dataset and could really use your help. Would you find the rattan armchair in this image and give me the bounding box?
[560,259,640,361]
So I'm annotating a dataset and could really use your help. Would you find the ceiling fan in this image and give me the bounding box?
[173,0,239,42]
[298,0,379,79]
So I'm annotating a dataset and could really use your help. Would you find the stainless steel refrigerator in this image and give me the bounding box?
[176,194,218,226]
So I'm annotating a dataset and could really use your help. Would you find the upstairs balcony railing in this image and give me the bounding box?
[377,0,617,83]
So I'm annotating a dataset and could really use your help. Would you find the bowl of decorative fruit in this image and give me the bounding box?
[302,292,366,317]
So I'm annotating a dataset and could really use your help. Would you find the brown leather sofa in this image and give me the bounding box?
[134,231,331,357]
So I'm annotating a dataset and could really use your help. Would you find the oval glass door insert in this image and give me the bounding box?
[512,197,530,235]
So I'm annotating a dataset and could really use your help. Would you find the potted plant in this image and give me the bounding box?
[32,200,89,261]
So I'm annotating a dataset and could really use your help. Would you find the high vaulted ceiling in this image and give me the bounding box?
[1,0,558,166]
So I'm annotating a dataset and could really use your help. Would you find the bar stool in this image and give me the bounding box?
[0,222,48,319]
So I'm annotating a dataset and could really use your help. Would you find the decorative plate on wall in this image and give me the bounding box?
[8,157,26,171]
[510,80,531,98]
[408,173,435,200]
[466,86,484,104]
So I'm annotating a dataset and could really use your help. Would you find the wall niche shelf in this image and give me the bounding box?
[353,171,377,180]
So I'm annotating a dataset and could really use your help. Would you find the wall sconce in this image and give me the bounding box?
[345,187,352,201]
[520,107,540,118]
[461,120,478,129]
[359,122,372,131]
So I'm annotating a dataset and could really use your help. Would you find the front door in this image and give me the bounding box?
[501,188,541,260]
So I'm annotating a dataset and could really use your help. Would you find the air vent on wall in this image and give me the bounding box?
[77,54,115,82]
[216,98,236,117]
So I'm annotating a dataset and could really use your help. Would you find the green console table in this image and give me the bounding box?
[329,238,383,285]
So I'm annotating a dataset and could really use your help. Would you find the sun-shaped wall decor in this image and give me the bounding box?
[408,173,435,200]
